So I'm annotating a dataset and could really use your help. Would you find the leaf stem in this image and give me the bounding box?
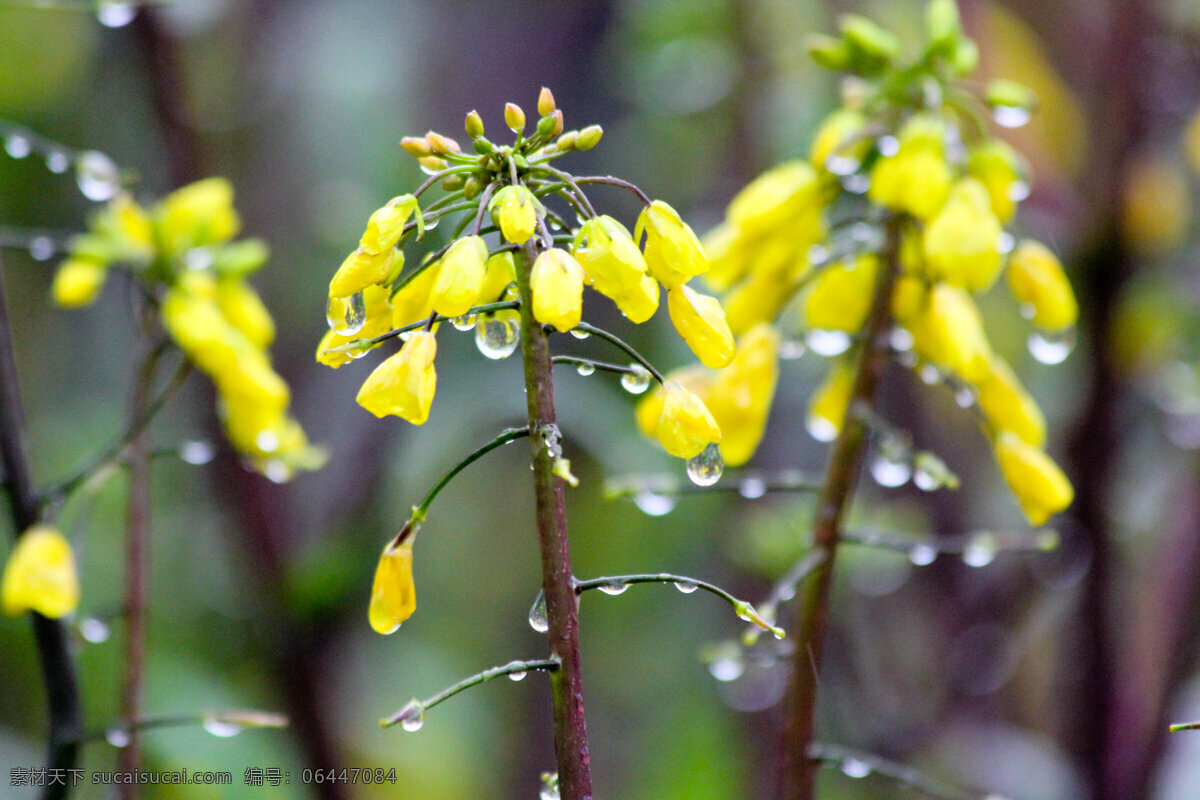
[411,427,531,522]
[572,321,664,384]
[380,658,560,728]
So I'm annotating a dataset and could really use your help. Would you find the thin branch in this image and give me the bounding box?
[380,659,559,729]
[571,175,652,206]
[572,321,665,384]
[412,427,530,522]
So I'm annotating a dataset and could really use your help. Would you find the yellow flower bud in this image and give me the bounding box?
[369,534,417,634]
[868,114,952,220]
[218,279,275,349]
[977,355,1046,447]
[575,124,603,151]
[573,216,648,298]
[480,252,517,303]
[360,195,417,254]
[636,365,711,439]
[531,248,585,331]
[431,235,488,318]
[656,380,721,459]
[538,87,557,117]
[727,160,823,238]
[891,273,928,324]
[705,324,779,466]
[100,193,154,259]
[391,259,440,329]
[329,247,396,299]
[162,287,242,376]
[808,363,854,441]
[612,273,660,324]
[809,109,869,172]
[356,331,438,424]
[1007,239,1078,332]
[464,110,485,139]
[489,185,539,245]
[51,258,107,308]
[505,102,526,133]
[967,140,1025,224]
[635,200,709,288]
[158,177,241,256]
[804,255,878,332]
[911,283,991,382]
[401,137,433,158]
[923,178,1003,292]
[667,284,735,369]
[993,432,1073,526]
[2,526,79,619]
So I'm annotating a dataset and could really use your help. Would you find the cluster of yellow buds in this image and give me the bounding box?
[51,178,323,481]
[698,0,1076,526]
[1,526,79,619]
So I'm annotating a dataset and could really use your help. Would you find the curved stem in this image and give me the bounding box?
[525,165,596,218]
[779,215,902,800]
[380,658,559,728]
[551,355,643,377]
[572,321,665,384]
[412,427,530,522]
[571,175,652,206]
[0,254,81,800]
[413,165,477,198]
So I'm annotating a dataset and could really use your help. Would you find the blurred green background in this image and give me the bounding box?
[3,0,1200,798]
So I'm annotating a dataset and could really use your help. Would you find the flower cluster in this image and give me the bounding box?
[697,0,1076,525]
[51,178,323,481]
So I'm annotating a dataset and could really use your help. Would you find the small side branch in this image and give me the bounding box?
[380,658,559,729]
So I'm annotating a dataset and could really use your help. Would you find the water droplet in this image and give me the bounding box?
[841,758,872,779]
[739,478,767,499]
[28,236,55,261]
[889,327,914,352]
[570,329,590,340]
[4,134,31,159]
[256,430,280,454]
[263,460,292,484]
[807,244,831,266]
[451,313,476,331]
[507,670,527,682]
[1007,180,1031,202]
[908,544,938,566]
[778,338,806,360]
[475,317,520,359]
[97,0,137,27]
[674,580,698,594]
[806,329,851,357]
[963,532,999,568]
[202,718,242,738]
[1028,327,1075,365]
[806,413,838,443]
[993,105,1031,129]
[1019,302,1036,321]
[184,246,215,271]
[598,581,629,596]
[620,365,652,394]
[179,440,215,465]
[842,173,870,194]
[401,710,425,732]
[326,292,367,336]
[996,231,1016,254]
[955,387,976,408]
[686,442,724,487]
[79,616,111,643]
[849,222,878,245]
[105,728,130,748]
[347,341,371,360]
[913,463,940,491]
[45,149,70,173]
[708,655,745,682]
[575,362,596,376]
[633,489,676,516]
[870,452,911,488]
[75,150,121,201]
[919,364,940,384]
[528,592,549,633]
[825,154,860,175]
[877,136,900,157]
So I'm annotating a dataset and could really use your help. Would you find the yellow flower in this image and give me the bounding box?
[807,363,854,441]
[479,252,517,303]
[430,236,488,318]
[809,109,869,172]
[656,380,722,459]
[329,247,398,299]
[162,286,242,376]
[804,255,878,332]
[369,533,417,634]
[1122,154,1188,257]
[611,273,660,324]
[700,222,751,292]
[635,200,709,288]
[356,331,438,424]
[391,260,440,329]
[967,140,1025,224]
[531,248,585,331]
[636,365,711,439]
[218,279,275,349]
[911,283,991,383]
[977,355,1046,447]
[489,185,540,245]
[891,273,928,324]
[923,178,1003,292]
[317,284,393,367]
[158,177,241,256]
[573,216,648,298]
[100,193,155,259]
[1006,239,1077,332]
[868,114,952,220]
[2,526,79,619]
[727,160,823,238]
[993,432,1073,525]
[360,195,417,254]
[667,284,735,368]
[51,258,107,308]
[705,324,779,466]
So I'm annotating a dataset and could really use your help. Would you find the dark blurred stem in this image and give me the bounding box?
[516,240,592,800]
[779,216,900,800]
[0,256,81,800]
[118,310,161,794]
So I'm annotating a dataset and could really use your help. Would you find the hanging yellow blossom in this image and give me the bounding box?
[656,381,722,459]
[1,526,79,619]
[667,284,735,369]
[635,200,710,288]
[431,236,488,318]
[530,248,585,332]
[369,534,417,634]
[993,432,1073,525]
[489,185,540,245]
[1006,239,1078,332]
[357,331,438,424]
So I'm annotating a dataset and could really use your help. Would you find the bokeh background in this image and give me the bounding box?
[2,0,1200,798]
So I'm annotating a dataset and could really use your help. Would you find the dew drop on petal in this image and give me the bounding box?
[908,543,938,566]
[919,364,940,384]
[825,154,861,176]
[256,430,280,454]
[889,327,914,352]
[1007,181,1031,202]
[807,244,830,266]
[913,464,940,491]
[75,150,121,201]
[475,316,520,359]
[528,591,549,633]
[202,718,242,738]
[842,173,870,194]
[955,387,977,409]
[97,0,138,27]
[326,292,367,336]
[805,329,851,357]
[963,532,999,568]
[674,580,698,594]
[105,728,130,748]
[620,364,652,394]
[634,489,676,516]
[996,231,1016,254]
[597,581,629,596]
[575,362,596,376]
[686,442,724,487]
[1028,328,1075,365]
[841,758,872,779]
[738,478,767,499]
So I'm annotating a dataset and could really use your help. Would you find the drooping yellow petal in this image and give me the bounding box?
[993,432,1073,526]
[50,258,108,308]
[656,380,721,459]
[430,236,488,318]
[911,283,991,383]
[977,355,1046,447]
[573,216,647,298]
[530,248,585,332]
[807,363,854,441]
[804,255,878,333]
[356,331,438,424]
[727,160,823,238]
[329,247,396,299]
[705,324,779,466]
[2,526,79,619]
[369,535,417,634]
[218,279,275,349]
[612,273,660,324]
[667,283,735,368]
[158,177,241,256]
[635,200,709,288]
[1006,239,1077,332]
[923,178,1003,292]
[489,185,539,245]
[360,195,417,254]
